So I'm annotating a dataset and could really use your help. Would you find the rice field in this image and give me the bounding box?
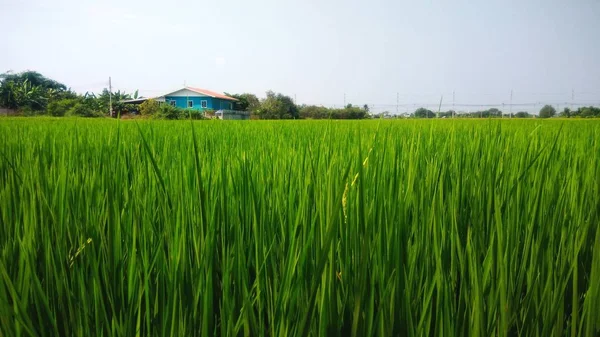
[0,118,599,337]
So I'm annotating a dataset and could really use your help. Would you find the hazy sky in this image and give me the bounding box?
[2,0,599,113]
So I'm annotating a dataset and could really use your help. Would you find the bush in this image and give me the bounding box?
[151,104,208,120]
[139,100,160,116]
[188,110,206,120]
[47,98,79,116]
[154,104,186,120]
[46,98,103,117]
[19,106,38,116]
[65,102,103,117]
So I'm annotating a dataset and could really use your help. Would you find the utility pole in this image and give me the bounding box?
[343,93,346,107]
[510,89,513,118]
[437,95,443,118]
[396,92,399,115]
[571,89,574,111]
[452,90,455,118]
[109,76,112,117]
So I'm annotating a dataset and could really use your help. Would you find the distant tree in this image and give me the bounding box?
[0,71,74,111]
[298,104,369,119]
[299,105,329,119]
[439,110,455,118]
[1,71,67,92]
[539,105,556,118]
[47,96,104,117]
[225,93,260,112]
[488,108,502,117]
[514,111,532,118]
[560,107,571,118]
[363,104,370,113]
[256,91,298,119]
[414,107,435,118]
[95,88,137,116]
[578,106,600,118]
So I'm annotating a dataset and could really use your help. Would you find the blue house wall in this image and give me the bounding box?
[165,96,235,111]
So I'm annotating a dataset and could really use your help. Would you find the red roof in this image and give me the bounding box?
[186,87,238,101]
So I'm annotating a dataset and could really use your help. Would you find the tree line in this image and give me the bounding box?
[384,105,600,119]
[0,71,371,119]
[3,71,599,119]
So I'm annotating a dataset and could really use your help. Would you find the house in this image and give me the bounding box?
[122,86,250,119]
[158,87,238,111]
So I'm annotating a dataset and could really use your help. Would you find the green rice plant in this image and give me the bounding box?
[0,117,598,336]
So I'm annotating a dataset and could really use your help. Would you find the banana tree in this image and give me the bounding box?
[13,80,46,110]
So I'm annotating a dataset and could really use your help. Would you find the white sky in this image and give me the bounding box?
[1,0,599,113]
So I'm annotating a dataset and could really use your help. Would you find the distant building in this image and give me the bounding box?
[122,86,250,119]
[159,87,237,111]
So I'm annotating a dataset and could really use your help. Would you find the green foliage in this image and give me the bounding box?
[576,106,600,118]
[96,88,135,116]
[439,110,455,118]
[0,70,75,111]
[560,107,571,118]
[224,93,260,112]
[151,103,196,120]
[1,70,67,91]
[0,119,599,336]
[255,90,299,119]
[66,102,103,117]
[558,106,600,118]
[299,104,370,119]
[47,98,79,116]
[539,104,556,118]
[414,107,435,118]
[47,97,103,117]
[139,99,161,116]
[514,111,532,118]
[457,108,503,118]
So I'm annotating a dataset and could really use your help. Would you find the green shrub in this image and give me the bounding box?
[65,102,103,117]
[188,109,207,120]
[139,99,160,116]
[47,98,79,116]
[18,106,38,116]
[153,104,205,120]
[154,104,183,119]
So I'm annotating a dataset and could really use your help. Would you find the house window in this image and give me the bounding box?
[201,100,208,108]
[187,100,193,108]
[229,102,232,110]
[169,100,176,106]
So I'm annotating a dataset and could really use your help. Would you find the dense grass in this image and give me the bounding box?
[0,118,599,336]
